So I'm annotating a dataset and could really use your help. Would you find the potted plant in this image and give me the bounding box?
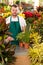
[22,31,30,49]
[17,31,30,48]
[16,32,24,47]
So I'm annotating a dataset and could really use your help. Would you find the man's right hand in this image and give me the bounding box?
[5,36,14,43]
[7,36,14,41]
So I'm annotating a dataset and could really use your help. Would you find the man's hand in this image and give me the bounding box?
[5,36,14,43]
[7,36,14,41]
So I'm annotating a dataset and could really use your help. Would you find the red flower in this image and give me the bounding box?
[36,13,41,17]
[33,12,41,18]
[23,11,33,18]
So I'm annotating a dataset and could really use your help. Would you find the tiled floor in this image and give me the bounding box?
[14,46,28,56]
[10,46,30,65]
[14,56,30,65]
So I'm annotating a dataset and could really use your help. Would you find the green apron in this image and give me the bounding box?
[9,16,22,45]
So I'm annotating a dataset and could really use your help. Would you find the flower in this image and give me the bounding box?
[3,12,11,18]
[33,12,41,19]
[18,13,25,18]
[36,13,41,18]
[23,11,33,18]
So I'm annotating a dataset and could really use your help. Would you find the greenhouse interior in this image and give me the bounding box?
[0,0,43,65]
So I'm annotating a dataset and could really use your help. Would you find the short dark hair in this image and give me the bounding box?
[11,4,18,8]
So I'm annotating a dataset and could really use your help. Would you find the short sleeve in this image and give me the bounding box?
[19,16,26,30]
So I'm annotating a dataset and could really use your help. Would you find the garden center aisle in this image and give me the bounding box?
[15,46,28,56]
[10,46,30,65]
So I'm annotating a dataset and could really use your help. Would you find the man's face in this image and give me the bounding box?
[11,7,18,16]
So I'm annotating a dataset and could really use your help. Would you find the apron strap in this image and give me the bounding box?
[17,16,19,22]
[10,16,12,22]
[10,16,19,22]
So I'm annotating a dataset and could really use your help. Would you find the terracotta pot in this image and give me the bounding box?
[19,42,23,48]
[24,43,29,49]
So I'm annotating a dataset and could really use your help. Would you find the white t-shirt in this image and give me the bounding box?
[6,16,26,30]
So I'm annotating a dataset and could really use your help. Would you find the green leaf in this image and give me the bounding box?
[0,36,2,41]
[1,44,5,48]
[0,63,3,65]
[5,57,8,62]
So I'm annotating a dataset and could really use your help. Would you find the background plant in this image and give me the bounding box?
[17,30,30,43]
[28,43,43,65]
[30,32,41,46]
[0,16,15,65]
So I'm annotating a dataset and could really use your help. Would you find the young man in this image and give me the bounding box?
[6,4,26,45]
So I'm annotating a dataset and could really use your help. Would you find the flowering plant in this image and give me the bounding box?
[18,13,25,18]
[23,11,33,18]
[33,11,41,19]
[3,12,11,18]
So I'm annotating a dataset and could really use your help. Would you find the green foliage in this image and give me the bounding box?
[4,5,11,12]
[26,17,35,24]
[0,3,7,8]
[16,1,19,5]
[0,17,15,65]
[0,63,3,65]
[32,17,43,42]
[17,31,30,43]
[0,42,15,65]
[0,3,11,12]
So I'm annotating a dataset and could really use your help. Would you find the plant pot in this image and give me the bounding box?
[19,42,23,48]
[24,43,29,49]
